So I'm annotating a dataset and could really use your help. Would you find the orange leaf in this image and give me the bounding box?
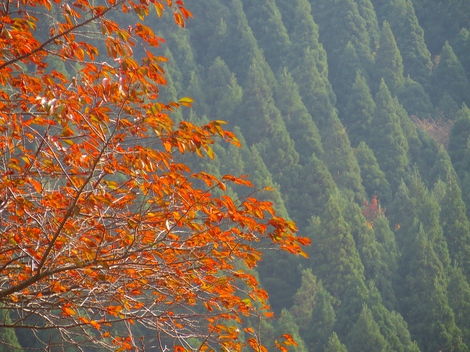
[62,306,76,317]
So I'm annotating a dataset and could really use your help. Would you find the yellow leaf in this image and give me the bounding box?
[178,96,193,107]
[206,146,214,159]
[154,3,163,17]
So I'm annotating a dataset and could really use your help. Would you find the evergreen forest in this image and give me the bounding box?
[3,0,470,351]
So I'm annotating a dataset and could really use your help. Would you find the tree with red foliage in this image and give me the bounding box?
[0,0,308,350]
[361,196,385,223]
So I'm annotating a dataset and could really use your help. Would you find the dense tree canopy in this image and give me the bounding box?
[0,0,308,350]
[2,0,470,351]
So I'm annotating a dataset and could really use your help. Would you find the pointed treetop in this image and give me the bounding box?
[374,21,405,93]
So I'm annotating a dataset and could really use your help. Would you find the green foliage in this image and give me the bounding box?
[356,0,381,49]
[369,80,409,189]
[282,0,336,127]
[448,105,470,215]
[275,310,308,352]
[379,0,432,87]
[449,105,470,176]
[205,57,243,122]
[347,304,389,352]
[307,283,337,351]
[334,43,369,113]
[355,142,392,204]
[290,269,318,330]
[324,332,348,352]
[431,42,470,107]
[342,201,394,304]
[374,21,405,93]
[434,175,470,276]
[240,0,291,71]
[283,156,336,229]
[448,266,470,347]
[366,285,420,352]
[310,0,374,76]
[307,195,366,300]
[398,223,464,351]
[275,68,323,163]
[395,76,433,116]
[412,0,470,54]
[0,308,22,352]
[452,28,470,80]
[321,114,365,202]
[343,73,376,147]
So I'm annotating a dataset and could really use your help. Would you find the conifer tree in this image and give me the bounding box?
[274,0,296,33]
[186,0,230,61]
[355,0,381,49]
[193,0,266,86]
[372,216,398,277]
[400,0,433,85]
[395,76,433,116]
[393,99,435,182]
[281,0,326,73]
[237,60,282,144]
[343,73,376,147]
[366,284,420,351]
[448,266,470,347]
[290,269,318,331]
[342,201,393,304]
[321,114,366,202]
[405,170,451,270]
[241,145,302,313]
[282,0,336,127]
[284,156,336,229]
[240,0,291,71]
[160,25,199,90]
[204,57,243,123]
[324,332,348,352]
[388,180,418,249]
[275,68,323,164]
[258,251,302,313]
[448,105,470,213]
[347,304,389,352]
[290,47,336,127]
[238,60,299,185]
[182,73,209,119]
[309,0,374,78]
[449,105,470,175]
[453,28,470,80]
[240,145,289,218]
[307,283,337,351]
[161,47,183,94]
[381,0,432,87]
[275,310,308,352]
[430,42,470,107]
[355,142,393,204]
[434,175,470,276]
[398,224,464,352]
[305,198,370,339]
[334,43,369,113]
[374,21,405,93]
[424,280,466,352]
[412,0,470,55]
[431,145,459,186]
[158,49,184,123]
[369,80,409,190]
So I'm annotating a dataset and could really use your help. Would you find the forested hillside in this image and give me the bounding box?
[3,0,470,351]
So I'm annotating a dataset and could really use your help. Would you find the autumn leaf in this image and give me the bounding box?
[0,0,308,350]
